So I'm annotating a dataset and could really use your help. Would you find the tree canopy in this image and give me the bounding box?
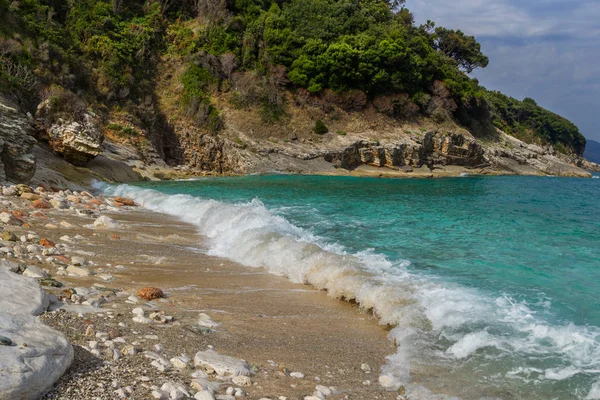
[0,0,586,154]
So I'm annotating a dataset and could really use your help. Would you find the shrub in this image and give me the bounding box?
[314,119,328,134]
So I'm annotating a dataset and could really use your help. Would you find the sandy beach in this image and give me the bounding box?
[0,185,401,400]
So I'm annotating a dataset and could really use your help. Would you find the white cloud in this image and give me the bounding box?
[404,0,600,141]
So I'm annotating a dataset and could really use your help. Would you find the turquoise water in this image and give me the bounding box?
[105,175,600,400]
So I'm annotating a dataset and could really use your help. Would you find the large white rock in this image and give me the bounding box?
[0,312,74,400]
[193,350,251,377]
[0,264,49,316]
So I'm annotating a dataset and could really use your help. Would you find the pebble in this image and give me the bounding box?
[194,391,215,400]
[290,372,305,379]
[198,313,219,328]
[231,376,252,387]
[0,335,12,346]
[67,265,93,277]
[170,355,191,370]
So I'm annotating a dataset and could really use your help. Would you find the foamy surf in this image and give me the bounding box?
[101,182,600,400]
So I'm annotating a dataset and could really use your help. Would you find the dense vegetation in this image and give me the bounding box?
[485,92,586,155]
[0,0,586,155]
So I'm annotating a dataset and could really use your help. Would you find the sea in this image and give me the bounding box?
[103,174,600,400]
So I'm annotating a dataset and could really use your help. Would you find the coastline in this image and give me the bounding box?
[0,185,400,400]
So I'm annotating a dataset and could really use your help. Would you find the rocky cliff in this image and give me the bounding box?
[0,93,596,188]
[0,97,36,183]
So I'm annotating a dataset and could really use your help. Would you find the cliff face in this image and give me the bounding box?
[151,100,591,179]
[0,97,36,183]
[0,92,595,186]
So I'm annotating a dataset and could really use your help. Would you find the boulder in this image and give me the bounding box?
[0,265,49,315]
[0,99,36,183]
[0,312,74,400]
[35,98,103,166]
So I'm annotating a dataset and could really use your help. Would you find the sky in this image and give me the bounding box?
[405,0,600,142]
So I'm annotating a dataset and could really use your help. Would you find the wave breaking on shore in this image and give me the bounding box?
[101,182,600,400]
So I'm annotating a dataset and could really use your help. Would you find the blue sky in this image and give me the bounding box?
[405,0,600,142]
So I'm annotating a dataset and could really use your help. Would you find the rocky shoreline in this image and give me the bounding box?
[0,183,400,400]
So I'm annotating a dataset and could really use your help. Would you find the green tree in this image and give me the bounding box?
[434,27,489,73]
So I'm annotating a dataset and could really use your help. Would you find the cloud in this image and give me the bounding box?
[405,0,600,141]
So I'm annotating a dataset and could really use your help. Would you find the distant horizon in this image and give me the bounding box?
[406,0,600,142]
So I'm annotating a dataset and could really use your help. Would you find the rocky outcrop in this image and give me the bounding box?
[0,99,36,183]
[36,99,104,166]
[0,261,74,400]
[170,122,244,174]
[485,132,592,177]
[323,130,486,171]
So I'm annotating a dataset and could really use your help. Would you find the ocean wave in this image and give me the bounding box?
[101,182,600,399]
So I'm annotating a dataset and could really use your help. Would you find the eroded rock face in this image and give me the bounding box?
[324,130,486,170]
[36,99,104,166]
[0,99,36,183]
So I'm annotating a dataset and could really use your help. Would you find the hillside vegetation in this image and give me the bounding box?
[0,0,587,156]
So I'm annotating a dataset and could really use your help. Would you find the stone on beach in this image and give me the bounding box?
[39,238,56,247]
[194,349,252,377]
[1,231,17,241]
[32,199,52,209]
[131,308,154,324]
[231,376,252,387]
[0,312,74,400]
[198,313,219,328]
[114,197,137,206]
[50,198,69,209]
[0,212,22,225]
[137,287,164,300]
[0,264,49,315]
[170,355,191,370]
[20,192,41,201]
[144,351,172,372]
[67,265,94,277]
[22,265,49,279]
[93,215,121,229]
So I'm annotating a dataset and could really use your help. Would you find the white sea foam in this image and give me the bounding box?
[101,182,600,399]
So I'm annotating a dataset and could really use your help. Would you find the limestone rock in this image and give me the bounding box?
[22,265,49,279]
[66,265,93,277]
[194,349,252,377]
[0,312,74,400]
[323,131,485,171]
[0,265,49,315]
[0,99,36,183]
[36,98,104,166]
[93,216,121,229]
[231,376,252,387]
